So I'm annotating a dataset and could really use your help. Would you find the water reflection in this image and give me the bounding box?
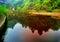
[4,23,60,42]
[4,15,60,42]
[18,15,60,35]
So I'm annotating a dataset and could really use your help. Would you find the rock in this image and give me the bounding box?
[0,15,6,30]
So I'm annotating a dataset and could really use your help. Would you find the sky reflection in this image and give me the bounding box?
[4,23,60,42]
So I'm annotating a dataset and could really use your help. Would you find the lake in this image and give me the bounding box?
[3,15,60,42]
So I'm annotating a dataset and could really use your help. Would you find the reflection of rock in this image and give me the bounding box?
[19,15,60,35]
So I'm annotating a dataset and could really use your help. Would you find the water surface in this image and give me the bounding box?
[4,15,60,42]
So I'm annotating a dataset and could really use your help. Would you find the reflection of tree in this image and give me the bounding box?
[19,15,60,35]
[7,15,60,35]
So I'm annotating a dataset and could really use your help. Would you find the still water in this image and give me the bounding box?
[4,15,60,42]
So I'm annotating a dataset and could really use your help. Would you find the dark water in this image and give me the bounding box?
[4,15,60,42]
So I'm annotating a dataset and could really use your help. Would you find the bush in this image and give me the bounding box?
[46,7,52,12]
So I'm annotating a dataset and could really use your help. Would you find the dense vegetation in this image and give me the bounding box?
[0,0,60,15]
[16,0,60,12]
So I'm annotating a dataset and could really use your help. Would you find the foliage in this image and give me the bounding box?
[19,0,60,12]
[52,0,60,9]
[21,0,31,12]
[0,5,8,15]
[1,0,60,14]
